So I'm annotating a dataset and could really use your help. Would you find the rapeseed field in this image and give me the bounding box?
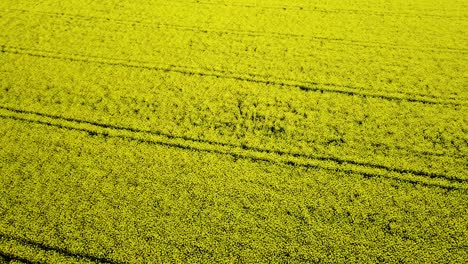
[0,0,467,262]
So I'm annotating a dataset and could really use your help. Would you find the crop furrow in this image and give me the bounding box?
[0,106,466,191]
[1,8,466,54]
[1,45,464,106]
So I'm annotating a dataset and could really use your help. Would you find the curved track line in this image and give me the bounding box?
[0,233,119,264]
[1,45,464,106]
[1,8,467,54]
[0,106,466,191]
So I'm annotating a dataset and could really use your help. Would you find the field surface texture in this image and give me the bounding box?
[0,0,467,263]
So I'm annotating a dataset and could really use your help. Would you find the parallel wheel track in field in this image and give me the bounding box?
[1,8,467,54]
[0,105,466,191]
[164,0,468,19]
[0,233,119,264]
[1,45,465,106]
[0,4,466,264]
[0,251,36,264]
